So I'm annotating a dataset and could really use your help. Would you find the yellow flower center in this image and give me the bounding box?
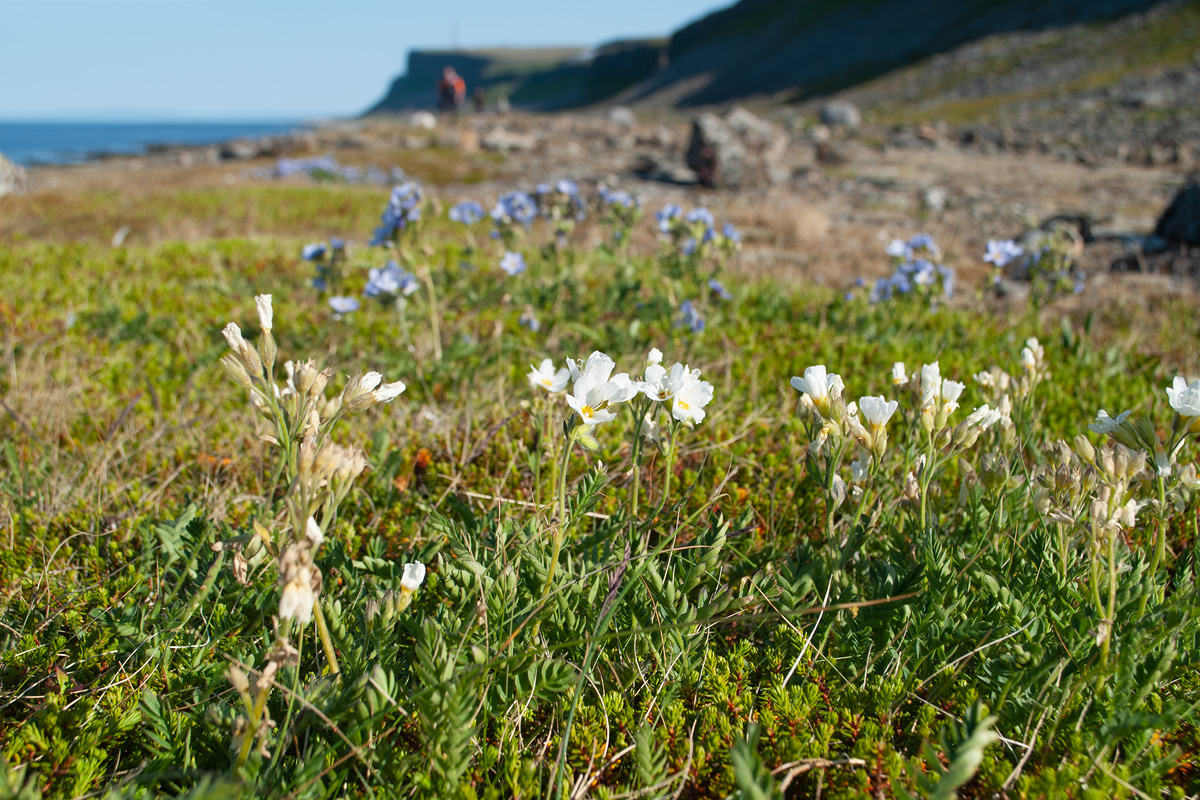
[582,405,595,417]
[678,400,690,410]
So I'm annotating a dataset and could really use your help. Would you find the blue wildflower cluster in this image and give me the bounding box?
[449,201,485,225]
[658,204,741,261]
[328,296,360,315]
[302,238,345,292]
[256,156,405,185]
[869,234,955,303]
[998,229,1086,300]
[490,190,538,249]
[534,180,587,243]
[597,187,644,248]
[370,182,424,247]
[677,300,706,333]
[364,261,421,301]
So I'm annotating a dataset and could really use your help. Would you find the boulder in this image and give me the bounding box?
[0,152,28,197]
[1155,182,1200,246]
[607,106,636,128]
[685,107,789,189]
[481,127,537,153]
[819,101,862,128]
[409,111,437,130]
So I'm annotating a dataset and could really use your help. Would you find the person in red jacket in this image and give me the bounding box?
[437,66,466,114]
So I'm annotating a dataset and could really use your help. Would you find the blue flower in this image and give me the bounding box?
[656,203,683,233]
[500,251,526,276]
[449,201,485,225]
[708,278,733,300]
[302,243,327,261]
[371,182,424,246]
[722,222,741,244]
[364,261,421,298]
[519,309,540,331]
[686,207,714,227]
[678,300,705,333]
[329,296,360,314]
[983,239,1023,267]
[555,179,579,196]
[329,237,345,252]
[600,188,638,209]
[534,183,552,196]
[682,238,698,257]
[491,191,537,226]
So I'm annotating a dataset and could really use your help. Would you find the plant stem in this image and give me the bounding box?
[313,601,341,675]
[541,427,577,606]
[424,268,443,363]
[661,423,682,511]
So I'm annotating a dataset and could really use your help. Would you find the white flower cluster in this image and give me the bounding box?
[528,348,715,430]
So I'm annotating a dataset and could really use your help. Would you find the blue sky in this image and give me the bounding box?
[0,0,730,120]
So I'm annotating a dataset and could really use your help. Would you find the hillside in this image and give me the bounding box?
[365,0,1192,115]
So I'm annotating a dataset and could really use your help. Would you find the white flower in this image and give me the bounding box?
[671,374,714,427]
[1089,408,1132,435]
[963,404,1002,431]
[1021,347,1036,373]
[641,411,660,442]
[790,365,843,416]
[359,372,383,393]
[374,380,406,403]
[1114,499,1145,529]
[1166,376,1200,417]
[528,358,570,392]
[279,565,317,624]
[940,380,965,411]
[223,322,248,353]
[647,347,663,366]
[255,294,273,332]
[851,457,870,484]
[1155,450,1171,478]
[858,396,898,430]
[400,562,426,593]
[974,370,995,388]
[566,351,635,425]
[638,362,698,402]
[891,362,907,386]
[305,516,324,548]
[919,362,942,408]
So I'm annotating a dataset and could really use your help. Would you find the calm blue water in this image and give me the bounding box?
[0,121,307,167]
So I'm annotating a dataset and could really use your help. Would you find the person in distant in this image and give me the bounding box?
[437,66,466,114]
[472,86,487,114]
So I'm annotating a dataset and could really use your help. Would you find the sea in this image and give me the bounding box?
[0,121,307,167]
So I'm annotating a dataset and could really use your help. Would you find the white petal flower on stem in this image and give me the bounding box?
[891,362,908,386]
[279,566,316,624]
[360,372,383,393]
[1021,347,1037,373]
[223,322,248,353]
[941,379,965,407]
[638,362,697,402]
[963,404,1002,431]
[851,458,870,484]
[528,358,570,392]
[791,365,842,416]
[1166,376,1200,417]
[858,396,899,430]
[373,380,406,403]
[671,374,714,427]
[647,347,663,366]
[400,562,426,593]
[305,516,325,548]
[255,294,273,332]
[919,362,942,408]
[565,351,632,426]
[1089,408,1132,435]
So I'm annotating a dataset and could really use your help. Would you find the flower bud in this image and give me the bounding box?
[222,353,254,388]
[1073,434,1095,464]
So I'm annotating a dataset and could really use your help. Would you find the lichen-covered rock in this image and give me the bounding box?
[0,152,28,197]
[685,106,789,189]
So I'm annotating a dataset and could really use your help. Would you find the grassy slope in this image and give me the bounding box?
[1,182,1199,798]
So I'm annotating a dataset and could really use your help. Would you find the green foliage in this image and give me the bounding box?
[2,181,1200,800]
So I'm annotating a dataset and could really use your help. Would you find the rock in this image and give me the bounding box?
[219,140,261,160]
[409,111,437,130]
[685,106,789,189]
[607,106,636,128]
[0,152,29,197]
[921,186,949,214]
[808,124,832,144]
[457,129,481,154]
[1155,182,1200,245]
[819,101,861,128]
[481,127,537,153]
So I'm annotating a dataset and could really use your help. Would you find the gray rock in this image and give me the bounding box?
[408,111,437,130]
[819,101,861,128]
[607,106,636,128]
[685,106,789,189]
[0,152,28,197]
[1155,182,1200,245]
[481,127,537,153]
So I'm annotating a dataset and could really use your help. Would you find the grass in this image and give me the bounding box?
[2,180,1200,799]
